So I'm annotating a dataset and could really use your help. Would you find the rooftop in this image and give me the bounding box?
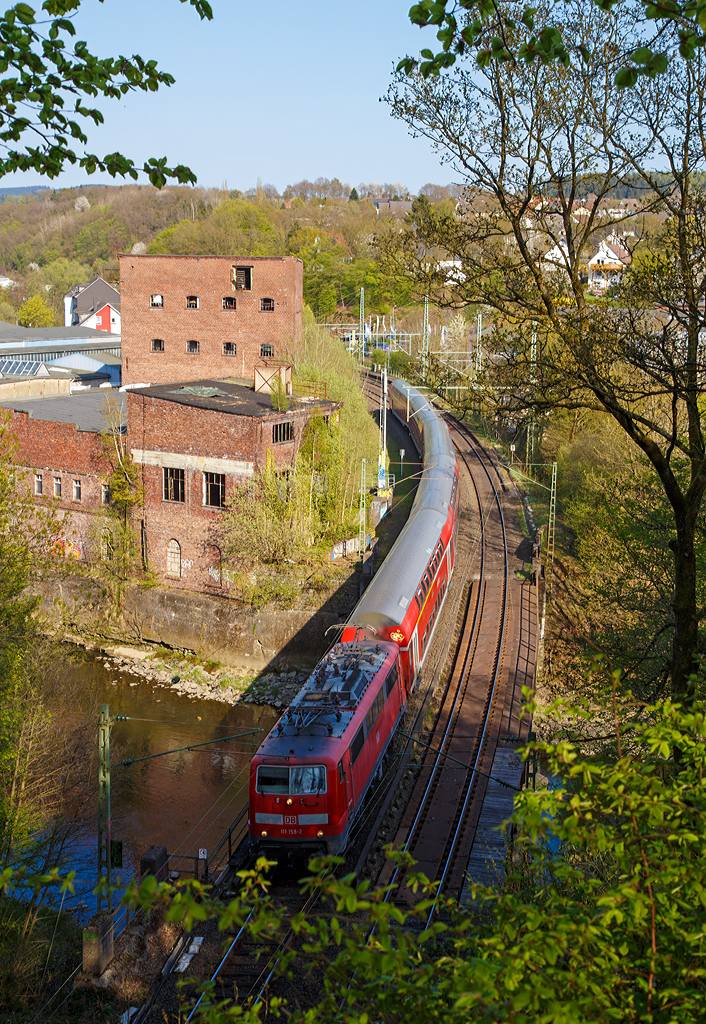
[0,322,117,347]
[129,378,335,418]
[260,642,394,747]
[0,390,126,432]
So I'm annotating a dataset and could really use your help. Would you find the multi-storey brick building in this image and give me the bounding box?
[2,379,339,591]
[119,254,304,387]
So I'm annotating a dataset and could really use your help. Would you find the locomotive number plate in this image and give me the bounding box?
[282,828,303,835]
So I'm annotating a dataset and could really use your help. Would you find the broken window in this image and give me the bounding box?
[186,340,200,354]
[163,467,185,503]
[186,295,199,309]
[73,479,81,501]
[260,298,275,311]
[34,473,42,496]
[204,472,226,508]
[151,339,164,352]
[260,344,275,358]
[233,266,252,291]
[167,539,181,578]
[222,296,237,310]
[54,477,62,498]
[101,484,111,505]
[272,421,294,444]
[223,342,236,356]
[150,294,163,308]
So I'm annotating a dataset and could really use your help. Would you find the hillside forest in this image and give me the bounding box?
[0,180,462,326]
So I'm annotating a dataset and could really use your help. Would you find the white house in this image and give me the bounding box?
[588,238,631,292]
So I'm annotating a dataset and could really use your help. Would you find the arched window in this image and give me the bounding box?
[167,539,181,578]
[101,529,113,561]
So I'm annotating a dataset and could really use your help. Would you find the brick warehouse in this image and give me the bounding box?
[119,254,304,387]
[3,381,339,591]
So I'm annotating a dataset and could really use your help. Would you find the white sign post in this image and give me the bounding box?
[400,448,405,478]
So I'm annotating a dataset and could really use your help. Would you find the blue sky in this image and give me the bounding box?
[4,0,454,194]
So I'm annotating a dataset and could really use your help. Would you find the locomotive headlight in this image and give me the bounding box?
[261,831,268,837]
[317,831,324,838]
[286,797,293,806]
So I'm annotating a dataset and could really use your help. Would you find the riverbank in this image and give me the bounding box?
[78,637,312,709]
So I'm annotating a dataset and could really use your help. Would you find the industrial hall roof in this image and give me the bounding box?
[0,390,126,433]
[128,379,337,418]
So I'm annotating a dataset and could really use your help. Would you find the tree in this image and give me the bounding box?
[110,676,706,1024]
[399,0,704,87]
[17,293,54,327]
[385,1,706,706]
[0,0,213,185]
[349,187,359,202]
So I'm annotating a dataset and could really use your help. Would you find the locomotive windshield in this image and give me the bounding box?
[256,764,327,795]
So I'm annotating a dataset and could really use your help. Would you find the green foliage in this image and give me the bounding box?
[148,198,283,256]
[270,372,290,413]
[0,298,15,323]
[97,396,143,581]
[110,674,706,1023]
[27,257,91,319]
[17,293,54,327]
[0,0,212,184]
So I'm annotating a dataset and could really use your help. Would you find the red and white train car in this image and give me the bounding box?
[249,380,460,857]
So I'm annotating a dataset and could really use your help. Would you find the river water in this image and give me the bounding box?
[57,649,278,920]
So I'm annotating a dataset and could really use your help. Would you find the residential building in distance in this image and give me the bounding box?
[588,237,631,293]
[118,254,303,387]
[64,275,121,332]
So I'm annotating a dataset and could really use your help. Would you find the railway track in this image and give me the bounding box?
[141,372,531,1021]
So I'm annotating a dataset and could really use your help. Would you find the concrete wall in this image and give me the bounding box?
[0,377,71,400]
[119,254,304,386]
[33,575,347,670]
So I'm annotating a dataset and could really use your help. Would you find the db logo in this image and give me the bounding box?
[390,629,405,643]
[285,816,297,825]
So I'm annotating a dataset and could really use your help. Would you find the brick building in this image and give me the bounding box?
[2,393,118,560]
[128,379,338,591]
[119,255,304,387]
[2,379,339,591]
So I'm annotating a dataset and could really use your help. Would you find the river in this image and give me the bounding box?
[56,648,278,920]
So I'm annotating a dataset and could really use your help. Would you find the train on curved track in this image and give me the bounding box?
[249,380,460,857]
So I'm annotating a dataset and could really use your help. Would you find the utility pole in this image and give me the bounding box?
[378,367,387,489]
[359,457,367,559]
[98,704,112,914]
[359,287,365,364]
[474,309,483,380]
[547,461,557,599]
[527,321,537,472]
[420,295,429,380]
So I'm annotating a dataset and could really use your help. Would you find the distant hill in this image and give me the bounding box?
[0,183,109,200]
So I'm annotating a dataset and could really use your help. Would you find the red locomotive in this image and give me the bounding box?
[249,381,460,857]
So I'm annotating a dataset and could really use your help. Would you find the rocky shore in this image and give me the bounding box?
[88,641,311,709]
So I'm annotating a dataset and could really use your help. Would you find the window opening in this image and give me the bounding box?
[272,421,294,444]
[260,344,274,357]
[73,480,81,501]
[385,664,398,699]
[350,726,365,765]
[163,467,185,503]
[256,765,289,794]
[186,295,199,309]
[167,539,181,577]
[186,340,200,354]
[151,339,164,352]
[223,342,236,356]
[365,687,385,734]
[338,761,344,784]
[222,296,237,310]
[101,484,111,505]
[260,298,275,311]
[150,294,163,308]
[256,765,327,794]
[34,473,42,496]
[204,472,225,508]
[233,266,252,291]
[53,478,61,498]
